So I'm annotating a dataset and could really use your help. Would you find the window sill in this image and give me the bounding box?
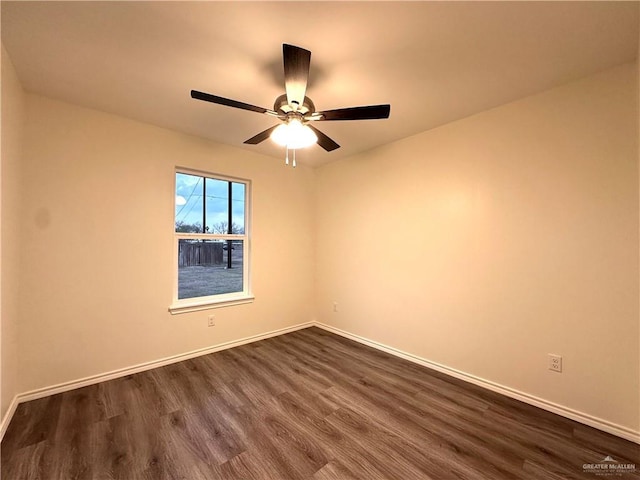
[168,295,255,315]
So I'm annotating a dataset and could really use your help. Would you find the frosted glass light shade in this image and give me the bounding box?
[271,119,317,149]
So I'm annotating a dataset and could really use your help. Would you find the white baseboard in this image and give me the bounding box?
[0,394,20,441]
[314,322,640,445]
[3,320,638,445]
[0,321,313,441]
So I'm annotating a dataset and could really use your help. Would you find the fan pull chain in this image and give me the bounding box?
[284,147,297,168]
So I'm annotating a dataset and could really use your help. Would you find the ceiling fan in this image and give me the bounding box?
[191,44,391,165]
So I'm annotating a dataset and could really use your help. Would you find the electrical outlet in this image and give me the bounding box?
[548,354,562,373]
[333,302,338,313]
[208,315,215,327]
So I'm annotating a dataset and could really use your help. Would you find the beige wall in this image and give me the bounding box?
[1,46,25,420]
[316,63,639,433]
[17,94,315,393]
[3,53,638,438]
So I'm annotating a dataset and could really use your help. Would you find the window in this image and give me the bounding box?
[170,169,252,313]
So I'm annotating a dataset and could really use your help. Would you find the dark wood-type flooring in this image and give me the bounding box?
[2,327,639,479]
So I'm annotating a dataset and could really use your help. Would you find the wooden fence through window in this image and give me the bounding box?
[178,241,224,267]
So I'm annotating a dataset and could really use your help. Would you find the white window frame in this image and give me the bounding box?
[169,168,253,314]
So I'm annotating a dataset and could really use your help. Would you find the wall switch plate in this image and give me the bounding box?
[208,315,215,327]
[548,354,562,372]
[333,302,338,313]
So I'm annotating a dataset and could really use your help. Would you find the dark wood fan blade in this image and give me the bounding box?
[243,125,279,145]
[315,104,391,121]
[191,90,269,114]
[307,125,340,152]
[283,44,311,108]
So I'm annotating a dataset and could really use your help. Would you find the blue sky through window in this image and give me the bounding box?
[175,173,245,232]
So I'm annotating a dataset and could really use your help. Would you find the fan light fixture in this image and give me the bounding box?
[190,43,391,168]
[270,119,317,149]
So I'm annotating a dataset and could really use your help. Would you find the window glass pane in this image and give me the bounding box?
[178,239,244,299]
[205,178,229,234]
[232,182,245,234]
[175,173,204,233]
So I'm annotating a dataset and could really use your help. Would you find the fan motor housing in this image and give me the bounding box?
[274,94,315,116]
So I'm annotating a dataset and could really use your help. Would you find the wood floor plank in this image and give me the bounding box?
[218,451,270,480]
[572,424,640,464]
[277,337,526,477]
[1,393,63,455]
[0,440,48,480]
[321,385,497,480]
[3,327,639,479]
[312,459,364,480]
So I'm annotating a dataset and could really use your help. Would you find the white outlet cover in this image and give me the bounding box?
[548,354,562,372]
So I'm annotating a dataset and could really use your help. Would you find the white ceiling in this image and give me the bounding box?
[2,1,638,167]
